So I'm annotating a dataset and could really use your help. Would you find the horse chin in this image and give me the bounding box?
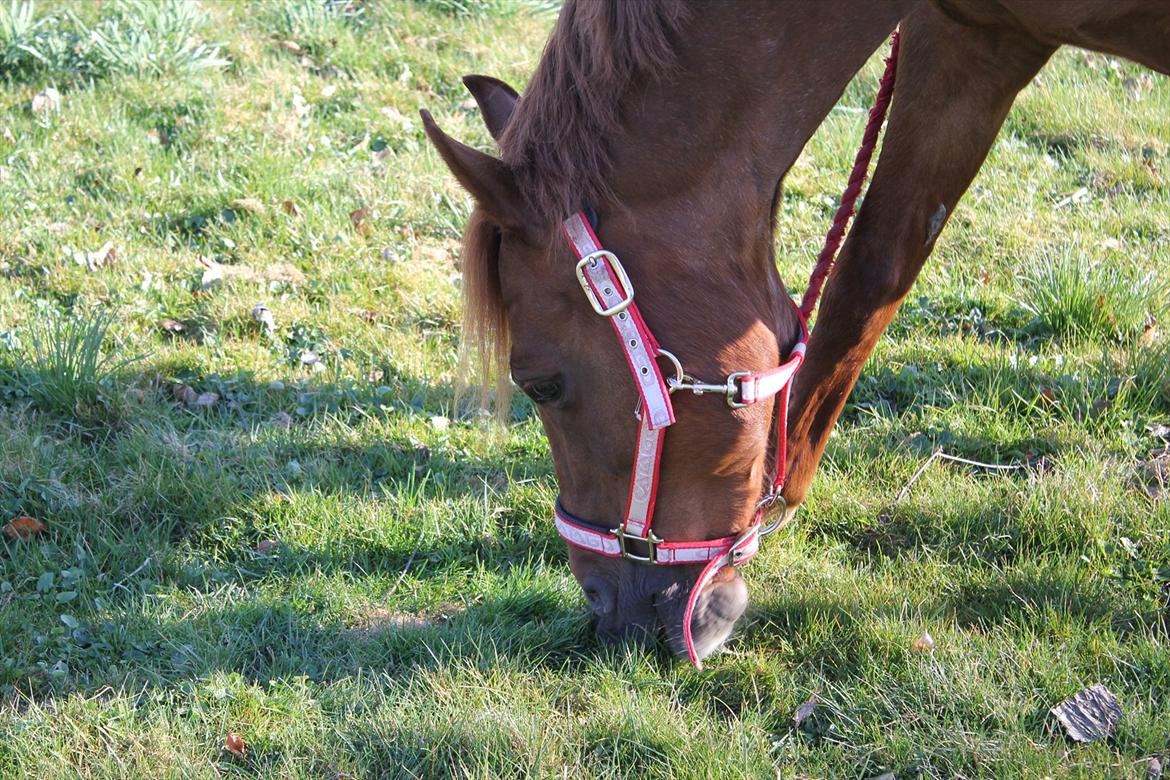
[655,568,749,663]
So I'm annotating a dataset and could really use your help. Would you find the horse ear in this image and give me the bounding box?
[420,109,531,233]
[462,74,518,141]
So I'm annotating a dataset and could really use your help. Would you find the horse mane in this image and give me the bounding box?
[499,0,689,213]
[461,0,688,412]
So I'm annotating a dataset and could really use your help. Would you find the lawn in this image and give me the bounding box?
[0,1,1168,777]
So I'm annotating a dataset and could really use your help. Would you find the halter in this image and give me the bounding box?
[553,211,807,669]
[548,30,901,669]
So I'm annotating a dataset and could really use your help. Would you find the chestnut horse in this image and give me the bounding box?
[422,0,1170,664]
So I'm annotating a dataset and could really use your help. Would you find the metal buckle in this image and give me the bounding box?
[575,250,634,317]
[725,371,749,408]
[610,527,663,564]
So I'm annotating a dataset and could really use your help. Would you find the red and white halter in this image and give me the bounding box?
[552,211,807,669]
[548,30,901,669]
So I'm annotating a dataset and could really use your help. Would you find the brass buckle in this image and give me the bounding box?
[610,527,663,564]
[726,371,750,408]
[575,250,634,317]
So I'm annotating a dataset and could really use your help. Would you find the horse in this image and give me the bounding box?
[420,0,1170,666]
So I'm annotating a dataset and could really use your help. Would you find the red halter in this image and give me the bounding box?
[554,211,806,668]
[551,32,900,668]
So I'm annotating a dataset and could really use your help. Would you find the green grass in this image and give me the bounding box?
[0,2,1168,778]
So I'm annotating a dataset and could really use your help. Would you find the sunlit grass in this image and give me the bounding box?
[0,1,1167,777]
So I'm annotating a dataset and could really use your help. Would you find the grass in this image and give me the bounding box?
[0,2,1167,778]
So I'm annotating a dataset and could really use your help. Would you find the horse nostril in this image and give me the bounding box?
[582,577,616,616]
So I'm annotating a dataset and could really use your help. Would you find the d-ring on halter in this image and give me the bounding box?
[551,30,901,669]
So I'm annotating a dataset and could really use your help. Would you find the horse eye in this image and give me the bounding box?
[523,377,563,404]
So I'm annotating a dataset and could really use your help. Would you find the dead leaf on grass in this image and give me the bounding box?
[277,39,304,55]
[281,199,301,217]
[230,197,265,215]
[251,304,276,333]
[793,686,821,728]
[194,391,219,409]
[224,732,247,759]
[911,630,935,654]
[1051,683,1122,743]
[349,206,372,238]
[172,384,198,406]
[1139,451,1169,500]
[3,515,46,541]
[31,87,61,114]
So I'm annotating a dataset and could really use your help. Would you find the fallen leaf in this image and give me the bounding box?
[224,732,246,759]
[194,391,219,409]
[3,516,46,541]
[200,257,225,289]
[349,207,372,238]
[1140,321,1160,348]
[1139,451,1169,501]
[230,197,265,215]
[277,39,303,55]
[1039,386,1057,404]
[256,539,280,554]
[281,199,301,217]
[30,87,61,114]
[173,384,198,406]
[1051,683,1122,743]
[793,686,821,728]
[84,241,117,271]
[251,304,276,333]
[911,630,935,654]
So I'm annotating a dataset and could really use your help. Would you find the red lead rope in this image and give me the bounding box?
[799,30,900,321]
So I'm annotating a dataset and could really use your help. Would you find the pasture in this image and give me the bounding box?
[1,1,1168,777]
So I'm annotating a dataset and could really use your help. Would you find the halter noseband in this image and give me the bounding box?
[554,211,808,669]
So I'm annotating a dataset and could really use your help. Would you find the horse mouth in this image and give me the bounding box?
[590,568,750,663]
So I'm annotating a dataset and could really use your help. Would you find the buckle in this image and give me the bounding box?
[610,527,663,564]
[725,371,749,408]
[575,250,634,317]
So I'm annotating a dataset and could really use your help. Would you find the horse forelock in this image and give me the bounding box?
[498,0,689,215]
[459,208,510,412]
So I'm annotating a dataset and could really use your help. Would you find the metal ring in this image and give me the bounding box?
[758,494,790,536]
[657,349,686,391]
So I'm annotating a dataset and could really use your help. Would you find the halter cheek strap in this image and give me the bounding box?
[556,211,807,669]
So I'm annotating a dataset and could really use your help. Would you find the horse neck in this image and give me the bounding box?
[603,1,910,295]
